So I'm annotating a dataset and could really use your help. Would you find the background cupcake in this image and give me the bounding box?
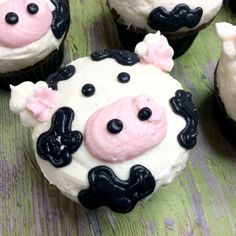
[0,0,70,90]
[214,22,236,143]
[108,0,223,58]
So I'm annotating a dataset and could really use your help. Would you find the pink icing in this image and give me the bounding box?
[141,38,174,72]
[85,96,167,163]
[0,0,52,48]
[26,87,59,122]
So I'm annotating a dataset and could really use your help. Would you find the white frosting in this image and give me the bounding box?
[215,22,236,121]
[9,56,189,203]
[0,0,64,74]
[108,0,223,33]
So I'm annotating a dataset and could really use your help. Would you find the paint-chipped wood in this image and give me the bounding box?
[0,2,236,236]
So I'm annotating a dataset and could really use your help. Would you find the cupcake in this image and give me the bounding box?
[107,0,223,58]
[214,22,236,143]
[0,0,70,90]
[10,32,198,213]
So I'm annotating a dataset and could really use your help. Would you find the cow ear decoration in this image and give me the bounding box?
[215,22,236,59]
[134,31,174,72]
[9,81,59,127]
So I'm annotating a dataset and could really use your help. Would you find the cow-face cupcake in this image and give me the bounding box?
[0,0,70,90]
[108,0,223,58]
[10,32,198,213]
[214,22,236,143]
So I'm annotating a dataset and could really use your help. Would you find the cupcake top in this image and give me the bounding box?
[215,22,236,121]
[10,32,198,213]
[108,0,223,34]
[0,0,70,74]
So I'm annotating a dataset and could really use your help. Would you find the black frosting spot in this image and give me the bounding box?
[118,72,130,83]
[91,49,140,66]
[138,107,152,121]
[82,84,96,97]
[170,90,198,149]
[37,107,83,168]
[78,165,156,213]
[148,4,203,32]
[46,65,75,90]
[27,3,39,14]
[5,12,18,24]
[50,0,70,39]
[107,119,123,134]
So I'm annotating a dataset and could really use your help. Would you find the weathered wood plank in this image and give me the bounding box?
[0,1,236,236]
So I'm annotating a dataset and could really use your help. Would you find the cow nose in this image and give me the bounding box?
[5,12,18,24]
[85,96,167,163]
[107,119,123,134]
[138,107,152,121]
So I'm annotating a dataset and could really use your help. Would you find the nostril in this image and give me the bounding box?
[107,119,123,134]
[138,107,152,121]
[27,3,39,14]
[5,12,18,24]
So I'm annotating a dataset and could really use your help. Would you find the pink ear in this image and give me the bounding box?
[26,87,59,122]
[141,41,174,72]
[135,31,174,72]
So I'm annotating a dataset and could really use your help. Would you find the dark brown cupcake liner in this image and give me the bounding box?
[114,19,198,58]
[109,6,214,58]
[0,43,64,91]
[214,66,236,145]
[228,0,236,12]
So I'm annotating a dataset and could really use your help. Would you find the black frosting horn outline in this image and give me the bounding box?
[170,90,198,149]
[78,165,156,213]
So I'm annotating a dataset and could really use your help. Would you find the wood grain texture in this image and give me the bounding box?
[0,2,236,236]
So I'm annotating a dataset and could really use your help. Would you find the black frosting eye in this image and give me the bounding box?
[138,107,152,121]
[5,12,18,24]
[27,3,39,14]
[118,72,130,83]
[82,84,95,97]
[107,119,123,134]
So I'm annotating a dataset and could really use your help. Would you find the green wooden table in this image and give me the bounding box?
[1,2,236,235]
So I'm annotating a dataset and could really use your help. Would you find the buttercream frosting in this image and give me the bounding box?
[85,95,167,162]
[10,56,189,204]
[0,0,67,74]
[0,0,52,48]
[108,0,223,33]
[215,22,236,121]
[10,33,198,211]
[135,32,174,71]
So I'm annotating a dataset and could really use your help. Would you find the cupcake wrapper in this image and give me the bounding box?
[114,20,198,59]
[0,44,64,91]
[228,0,236,12]
[214,68,236,144]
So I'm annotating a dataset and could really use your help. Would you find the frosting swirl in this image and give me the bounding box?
[0,0,52,48]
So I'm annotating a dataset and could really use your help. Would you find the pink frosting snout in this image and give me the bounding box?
[85,96,167,163]
[0,0,52,48]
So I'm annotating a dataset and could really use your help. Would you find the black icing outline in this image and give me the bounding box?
[46,65,75,90]
[148,4,203,32]
[170,90,198,149]
[50,0,70,39]
[78,165,156,213]
[91,49,140,66]
[37,107,83,168]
